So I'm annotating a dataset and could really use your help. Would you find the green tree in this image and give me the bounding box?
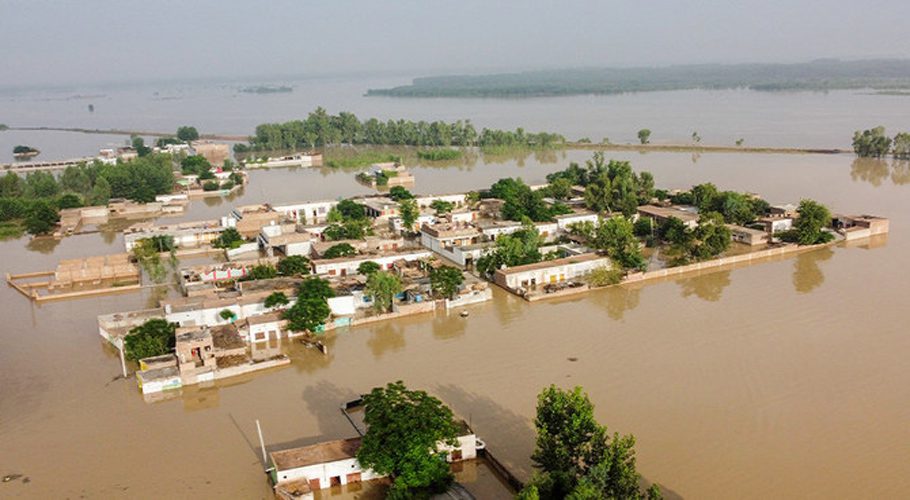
[25,171,59,198]
[852,126,892,158]
[176,126,200,142]
[244,264,278,281]
[398,198,419,232]
[430,199,455,214]
[213,227,244,249]
[89,176,112,205]
[181,155,211,176]
[429,265,464,299]
[793,199,833,245]
[476,221,543,277]
[264,291,290,309]
[593,216,646,271]
[356,381,460,498]
[365,271,402,313]
[283,277,334,333]
[123,319,176,361]
[202,180,219,191]
[690,183,719,212]
[323,243,357,259]
[637,129,651,145]
[357,261,381,276]
[57,192,83,210]
[219,309,236,322]
[276,255,311,276]
[24,200,59,235]
[388,186,414,201]
[0,171,24,198]
[547,177,574,200]
[526,385,660,500]
[131,136,151,157]
[893,132,910,159]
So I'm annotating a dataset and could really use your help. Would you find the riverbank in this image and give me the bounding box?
[6,126,248,142]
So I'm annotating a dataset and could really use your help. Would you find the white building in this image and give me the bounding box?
[312,249,433,277]
[554,210,600,232]
[493,253,610,291]
[270,426,480,494]
[273,200,338,225]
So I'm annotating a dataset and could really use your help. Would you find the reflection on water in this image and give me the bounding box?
[366,322,406,357]
[792,247,834,294]
[592,284,642,320]
[850,158,910,186]
[678,270,732,302]
[25,236,61,254]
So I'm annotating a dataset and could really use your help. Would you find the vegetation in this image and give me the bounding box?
[219,309,236,322]
[322,243,357,259]
[176,126,199,142]
[131,136,151,157]
[489,177,570,222]
[592,216,647,271]
[429,265,464,299]
[276,255,311,276]
[398,198,419,232]
[212,227,244,249]
[356,381,460,498]
[417,148,463,161]
[243,107,563,151]
[429,199,455,214]
[23,200,60,235]
[13,145,39,156]
[367,59,910,97]
[264,291,290,309]
[388,186,414,201]
[637,129,651,145]
[659,213,732,265]
[131,236,176,282]
[365,271,402,313]
[181,155,212,176]
[894,132,910,159]
[520,385,661,499]
[587,266,625,287]
[244,264,278,281]
[546,153,654,217]
[326,151,400,169]
[781,199,834,245]
[853,127,893,158]
[476,220,543,277]
[357,261,381,276]
[124,319,176,361]
[283,277,334,333]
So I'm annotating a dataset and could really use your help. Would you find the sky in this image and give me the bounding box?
[2,0,910,88]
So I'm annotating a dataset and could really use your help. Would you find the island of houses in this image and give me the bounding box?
[6,154,890,399]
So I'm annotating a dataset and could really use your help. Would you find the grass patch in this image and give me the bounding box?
[0,221,25,240]
[324,150,401,169]
[417,148,463,161]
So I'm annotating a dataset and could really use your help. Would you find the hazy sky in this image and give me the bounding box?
[3,0,910,87]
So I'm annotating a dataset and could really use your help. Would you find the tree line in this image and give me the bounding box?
[236,107,565,151]
[0,154,175,235]
[852,126,910,158]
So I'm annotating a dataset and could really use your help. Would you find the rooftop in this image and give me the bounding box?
[496,253,606,276]
[271,437,362,470]
[637,204,700,222]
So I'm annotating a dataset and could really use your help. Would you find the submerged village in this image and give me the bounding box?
[2,131,892,498]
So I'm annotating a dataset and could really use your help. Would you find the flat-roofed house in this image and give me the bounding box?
[269,424,479,494]
[833,214,890,240]
[636,205,699,229]
[273,200,339,225]
[312,249,433,277]
[726,224,769,246]
[554,210,600,232]
[493,253,610,291]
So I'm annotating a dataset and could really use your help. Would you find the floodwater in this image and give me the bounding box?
[4,75,910,162]
[1,147,908,499]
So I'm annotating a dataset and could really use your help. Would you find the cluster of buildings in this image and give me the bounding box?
[242,152,323,169]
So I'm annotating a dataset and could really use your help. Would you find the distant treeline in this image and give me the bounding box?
[235,107,565,151]
[366,59,910,98]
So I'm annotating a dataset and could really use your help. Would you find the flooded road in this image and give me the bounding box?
[1,151,909,499]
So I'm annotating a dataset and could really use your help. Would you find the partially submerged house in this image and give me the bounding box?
[637,204,700,228]
[493,253,610,293]
[269,422,480,497]
[833,214,890,241]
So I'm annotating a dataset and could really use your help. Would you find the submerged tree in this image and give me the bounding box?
[356,381,460,498]
[520,385,662,500]
[852,126,892,158]
[124,319,176,361]
[637,129,651,145]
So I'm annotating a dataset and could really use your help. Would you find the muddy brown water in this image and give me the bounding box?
[1,151,909,499]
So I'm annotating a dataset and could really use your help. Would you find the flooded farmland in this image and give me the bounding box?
[1,149,909,499]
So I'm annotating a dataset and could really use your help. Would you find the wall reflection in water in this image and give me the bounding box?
[591,283,642,320]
